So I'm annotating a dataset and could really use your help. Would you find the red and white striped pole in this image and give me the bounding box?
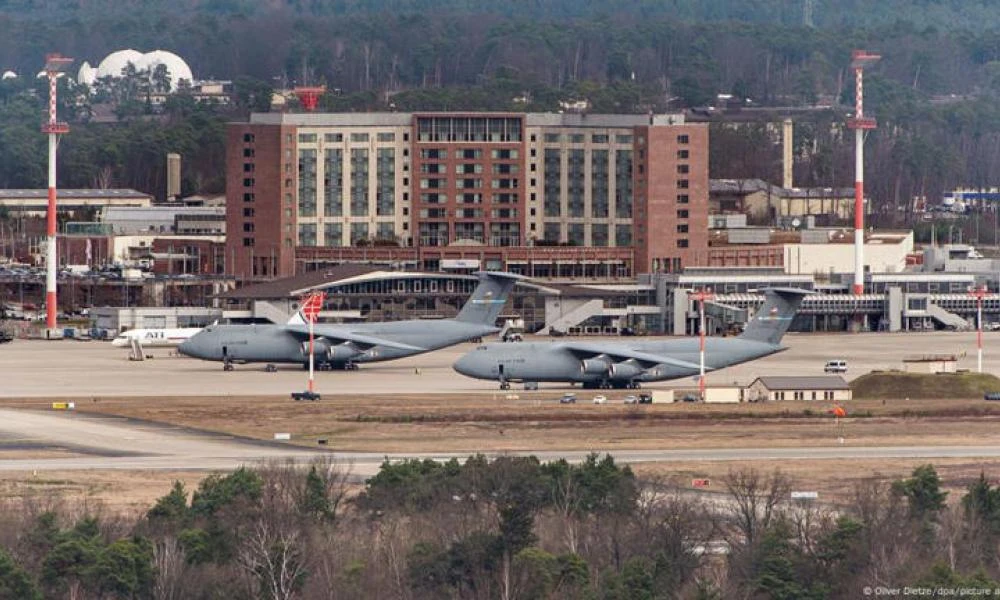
[970,286,989,373]
[847,50,880,296]
[41,54,72,332]
[852,68,864,295]
[690,288,714,401]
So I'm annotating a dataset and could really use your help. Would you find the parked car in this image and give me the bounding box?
[592,395,607,404]
[623,395,638,404]
[824,360,848,373]
[985,392,1000,401]
[559,393,577,404]
[638,393,653,404]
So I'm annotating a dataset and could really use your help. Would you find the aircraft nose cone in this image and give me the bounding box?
[177,336,200,358]
[453,353,477,377]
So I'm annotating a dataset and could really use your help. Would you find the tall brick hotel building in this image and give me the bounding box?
[226,112,707,279]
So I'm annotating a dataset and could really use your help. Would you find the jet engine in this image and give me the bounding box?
[608,361,643,380]
[580,355,613,375]
[325,343,361,362]
[300,339,361,362]
[300,338,333,357]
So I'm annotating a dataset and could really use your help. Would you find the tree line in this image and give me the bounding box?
[6,2,1000,222]
[1,455,999,599]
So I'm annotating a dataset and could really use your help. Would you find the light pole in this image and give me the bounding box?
[689,288,715,402]
[969,286,990,373]
[40,53,72,333]
[300,291,326,396]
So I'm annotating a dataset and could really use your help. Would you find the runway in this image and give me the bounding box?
[4,408,1000,477]
[2,330,995,397]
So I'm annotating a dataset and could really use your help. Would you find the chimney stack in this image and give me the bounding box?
[782,118,793,189]
[166,153,181,201]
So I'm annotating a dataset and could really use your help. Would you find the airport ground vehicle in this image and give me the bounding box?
[985,392,1000,401]
[592,395,607,404]
[560,393,577,404]
[623,394,638,404]
[824,360,848,373]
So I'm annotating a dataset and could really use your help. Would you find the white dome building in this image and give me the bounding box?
[76,61,96,86]
[96,49,144,80]
[138,50,193,91]
[1,70,16,80]
[86,49,194,92]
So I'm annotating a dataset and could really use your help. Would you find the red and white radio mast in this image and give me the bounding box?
[41,53,73,333]
[847,50,880,295]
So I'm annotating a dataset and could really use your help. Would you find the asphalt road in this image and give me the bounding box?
[1,330,996,397]
[4,408,1000,477]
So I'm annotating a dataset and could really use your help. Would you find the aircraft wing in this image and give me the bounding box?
[283,325,425,352]
[560,342,708,371]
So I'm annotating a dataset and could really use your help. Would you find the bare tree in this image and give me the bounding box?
[152,537,185,600]
[723,467,791,548]
[237,518,307,600]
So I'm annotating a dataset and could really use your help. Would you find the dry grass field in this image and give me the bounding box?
[2,393,1000,508]
[2,393,995,453]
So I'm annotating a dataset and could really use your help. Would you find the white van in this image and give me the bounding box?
[824,360,848,373]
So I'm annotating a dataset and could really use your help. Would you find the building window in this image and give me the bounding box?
[490,149,519,160]
[677,210,689,219]
[677,149,689,159]
[243,178,254,187]
[677,164,689,174]
[243,193,255,202]
[677,134,689,144]
[243,162,254,172]
[678,179,689,189]
[677,194,689,204]
[377,132,395,142]
[592,134,609,143]
[677,224,688,233]
[243,133,255,143]
[243,208,255,217]
[298,133,317,143]
[420,148,447,160]
[677,239,688,248]
[325,133,343,142]
[243,223,254,232]
[243,237,254,247]
[350,132,369,142]
[242,148,255,157]
[569,134,584,143]
[298,223,317,246]
[544,133,561,143]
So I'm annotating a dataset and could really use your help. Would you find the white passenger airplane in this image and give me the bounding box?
[111,327,204,348]
[111,312,307,349]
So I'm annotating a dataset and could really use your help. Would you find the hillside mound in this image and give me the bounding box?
[851,371,1000,400]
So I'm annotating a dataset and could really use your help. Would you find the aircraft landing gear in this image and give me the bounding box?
[264,364,277,373]
[344,361,358,371]
[499,379,511,390]
[223,358,234,372]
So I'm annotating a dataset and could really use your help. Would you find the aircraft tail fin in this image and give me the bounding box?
[739,287,810,345]
[454,271,522,325]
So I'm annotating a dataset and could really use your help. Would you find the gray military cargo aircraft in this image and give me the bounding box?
[452,287,809,389]
[179,271,520,370]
